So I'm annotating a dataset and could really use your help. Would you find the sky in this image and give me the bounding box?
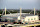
[0,0,40,9]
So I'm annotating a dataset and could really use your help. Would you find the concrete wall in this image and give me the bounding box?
[18,15,39,23]
[25,15,39,23]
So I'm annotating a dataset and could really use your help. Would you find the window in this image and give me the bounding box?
[31,19,33,20]
[34,18,36,20]
[18,20,21,22]
[28,19,30,21]
[10,20,15,22]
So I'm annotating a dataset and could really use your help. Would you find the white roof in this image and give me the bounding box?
[2,13,38,17]
[3,13,28,17]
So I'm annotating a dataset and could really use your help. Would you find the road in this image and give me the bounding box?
[0,22,40,27]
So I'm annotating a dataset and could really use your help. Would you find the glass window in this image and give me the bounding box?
[18,20,21,22]
[31,19,33,20]
[10,20,15,22]
[28,19,30,21]
[34,18,36,20]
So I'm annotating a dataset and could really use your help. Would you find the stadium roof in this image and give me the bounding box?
[2,13,38,17]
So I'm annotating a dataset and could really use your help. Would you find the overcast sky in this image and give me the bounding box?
[0,0,40,9]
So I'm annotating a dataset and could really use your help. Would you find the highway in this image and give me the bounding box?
[0,22,40,27]
[6,23,40,27]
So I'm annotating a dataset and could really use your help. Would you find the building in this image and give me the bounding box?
[1,13,39,23]
[1,13,27,21]
[1,7,39,23]
[18,13,39,23]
